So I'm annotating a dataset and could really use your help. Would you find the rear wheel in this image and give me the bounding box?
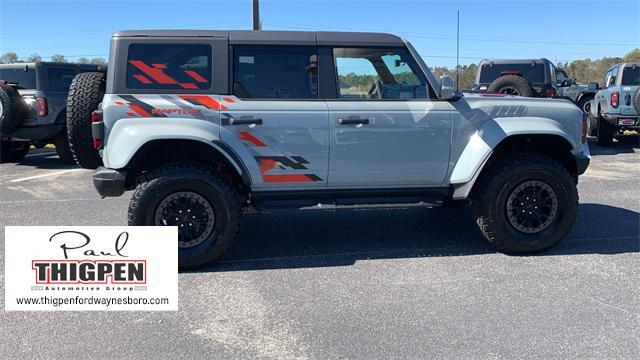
[66,72,105,169]
[596,115,615,146]
[128,163,242,269]
[0,141,30,163]
[471,153,578,254]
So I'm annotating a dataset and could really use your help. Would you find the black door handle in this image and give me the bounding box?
[338,118,370,125]
[228,117,263,125]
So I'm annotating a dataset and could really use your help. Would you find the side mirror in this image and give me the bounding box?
[440,75,456,99]
[560,79,572,87]
[588,82,599,90]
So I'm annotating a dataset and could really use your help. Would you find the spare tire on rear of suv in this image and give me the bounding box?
[67,72,105,169]
[488,75,534,97]
[633,87,640,114]
[0,84,24,133]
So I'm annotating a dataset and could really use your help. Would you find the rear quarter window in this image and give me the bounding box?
[0,68,37,89]
[621,66,639,85]
[45,68,78,90]
[126,43,212,90]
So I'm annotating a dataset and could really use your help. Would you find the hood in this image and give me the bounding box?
[461,93,583,122]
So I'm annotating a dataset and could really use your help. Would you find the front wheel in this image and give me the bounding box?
[128,163,241,269]
[471,153,578,254]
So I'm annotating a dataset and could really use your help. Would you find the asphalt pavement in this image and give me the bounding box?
[1,137,638,359]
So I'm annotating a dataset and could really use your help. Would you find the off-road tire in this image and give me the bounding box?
[0,84,24,133]
[470,153,578,254]
[67,72,105,169]
[633,87,640,114]
[0,141,30,163]
[596,114,614,146]
[54,130,75,164]
[488,75,534,97]
[577,95,593,114]
[128,162,242,269]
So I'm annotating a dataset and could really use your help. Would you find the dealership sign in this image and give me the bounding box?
[5,226,178,311]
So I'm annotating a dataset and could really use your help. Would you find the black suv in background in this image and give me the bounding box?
[0,62,104,162]
[472,58,558,98]
[471,58,598,113]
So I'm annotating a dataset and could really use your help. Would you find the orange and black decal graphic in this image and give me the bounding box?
[237,131,323,183]
[179,95,228,110]
[116,95,167,117]
[255,156,322,183]
[128,60,209,90]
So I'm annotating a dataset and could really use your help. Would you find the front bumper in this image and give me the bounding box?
[93,167,127,197]
[574,141,591,175]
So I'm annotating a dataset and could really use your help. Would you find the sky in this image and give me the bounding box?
[0,0,638,68]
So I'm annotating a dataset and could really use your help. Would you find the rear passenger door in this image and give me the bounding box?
[221,45,329,189]
[325,47,451,187]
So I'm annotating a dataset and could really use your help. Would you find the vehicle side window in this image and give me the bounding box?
[605,67,619,88]
[233,46,318,99]
[126,43,212,90]
[45,68,78,90]
[621,66,639,85]
[333,47,427,100]
[556,70,567,85]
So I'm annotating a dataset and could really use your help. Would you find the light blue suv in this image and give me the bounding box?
[589,62,640,145]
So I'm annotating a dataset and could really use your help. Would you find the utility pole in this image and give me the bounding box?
[252,0,261,30]
[456,10,460,90]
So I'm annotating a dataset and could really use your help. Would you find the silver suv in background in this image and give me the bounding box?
[67,30,590,269]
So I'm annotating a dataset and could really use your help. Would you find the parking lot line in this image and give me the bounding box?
[9,168,84,183]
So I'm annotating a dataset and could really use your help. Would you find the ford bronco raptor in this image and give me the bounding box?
[0,62,103,163]
[67,30,590,269]
[472,58,598,113]
[588,62,640,146]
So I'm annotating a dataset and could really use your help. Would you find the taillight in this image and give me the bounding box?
[546,89,556,98]
[91,110,103,150]
[91,110,102,123]
[610,92,619,108]
[36,97,48,116]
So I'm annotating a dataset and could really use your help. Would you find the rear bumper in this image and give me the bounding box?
[93,167,127,197]
[601,113,640,128]
[574,141,591,175]
[2,124,63,141]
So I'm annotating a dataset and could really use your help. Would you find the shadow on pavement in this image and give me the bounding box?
[14,149,78,170]
[589,135,639,156]
[196,203,639,272]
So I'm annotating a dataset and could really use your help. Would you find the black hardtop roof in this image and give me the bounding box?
[0,62,101,70]
[478,58,552,66]
[112,30,405,47]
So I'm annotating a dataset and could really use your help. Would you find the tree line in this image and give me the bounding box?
[0,52,106,65]
[1,49,637,89]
